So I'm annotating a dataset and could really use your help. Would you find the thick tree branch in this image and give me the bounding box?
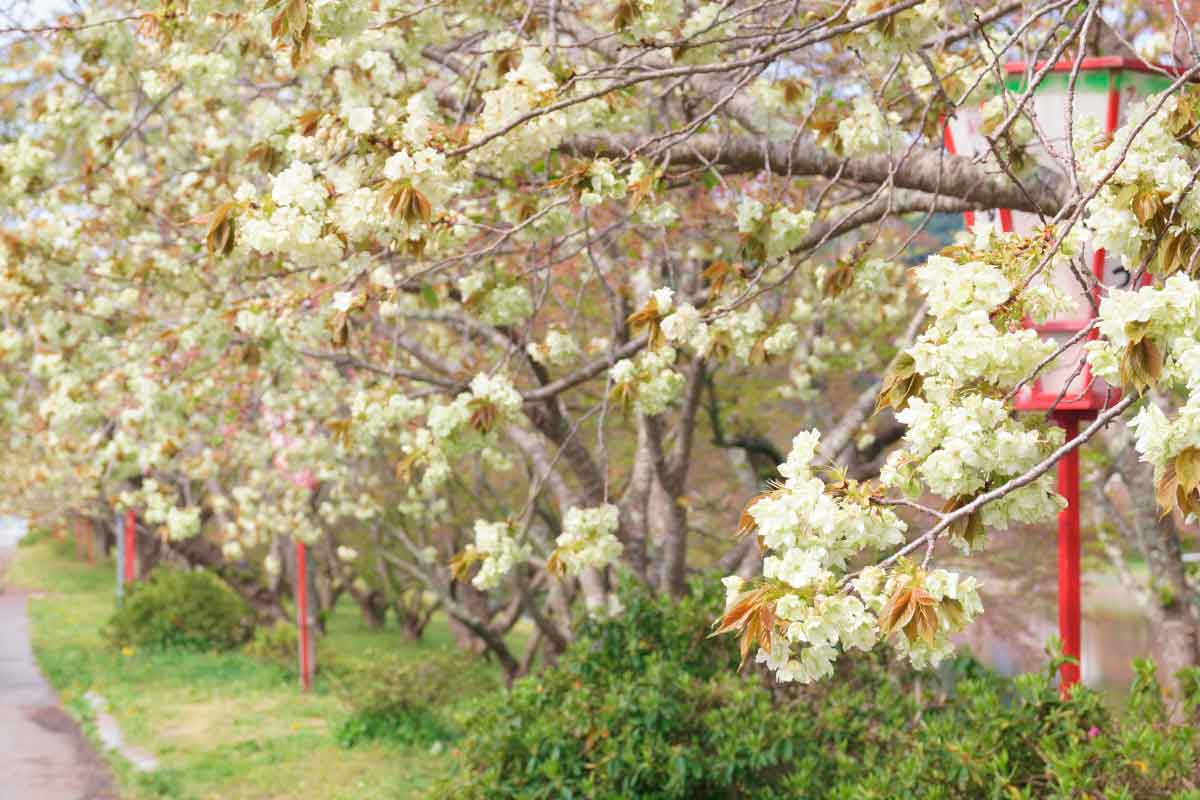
[563,133,1068,215]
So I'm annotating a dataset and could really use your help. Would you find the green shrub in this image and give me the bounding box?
[243,621,299,670]
[334,704,451,749]
[439,578,1200,799]
[436,577,797,798]
[105,567,254,652]
[48,530,79,559]
[777,656,1200,800]
[17,526,52,548]
[333,647,498,748]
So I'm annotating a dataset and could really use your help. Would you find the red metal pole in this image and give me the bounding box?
[123,509,137,584]
[295,540,312,691]
[1055,414,1082,696]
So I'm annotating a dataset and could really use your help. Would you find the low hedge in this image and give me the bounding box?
[438,578,1200,799]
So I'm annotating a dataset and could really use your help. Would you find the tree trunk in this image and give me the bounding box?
[396,603,431,640]
[653,477,689,598]
[1102,428,1200,691]
[447,580,491,654]
[343,586,386,629]
[618,414,656,584]
[168,536,288,622]
[136,524,164,577]
[1151,608,1200,685]
[1121,449,1200,672]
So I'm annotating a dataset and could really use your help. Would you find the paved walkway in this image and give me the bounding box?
[0,548,116,800]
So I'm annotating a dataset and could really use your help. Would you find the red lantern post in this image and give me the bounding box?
[945,58,1190,693]
[124,508,137,584]
[1056,415,1082,689]
[295,540,313,691]
[267,413,319,691]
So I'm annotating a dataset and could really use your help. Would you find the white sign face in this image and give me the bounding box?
[945,105,987,159]
[1008,208,1109,405]
[945,107,1004,230]
[1007,209,1103,323]
[1037,330,1091,399]
[1021,84,1111,178]
[1100,252,1135,291]
[1008,212,1138,323]
[944,66,1178,409]
[1008,84,1118,324]
[946,83,1126,324]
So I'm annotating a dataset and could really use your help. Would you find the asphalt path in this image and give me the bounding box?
[0,540,116,800]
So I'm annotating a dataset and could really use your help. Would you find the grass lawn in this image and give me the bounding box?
[6,535,509,799]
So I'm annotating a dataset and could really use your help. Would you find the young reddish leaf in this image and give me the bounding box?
[1131,189,1164,226]
[1155,464,1179,518]
[627,169,659,213]
[913,602,938,646]
[325,417,352,447]
[290,20,314,69]
[1157,231,1195,276]
[329,311,350,348]
[701,260,737,296]
[1179,483,1200,517]
[608,381,635,413]
[625,300,665,349]
[875,352,922,414]
[449,549,479,582]
[748,336,769,366]
[494,48,519,76]
[738,233,767,264]
[204,201,236,257]
[1124,319,1152,345]
[405,236,427,259]
[1174,447,1200,495]
[736,493,769,538]
[879,586,916,635]
[468,398,499,434]
[286,0,307,37]
[385,182,432,225]
[612,0,643,30]
[943,496,985,549]
[779,78,807,105]
[822,260,855,298]
[711,586,779,671]
[269,6,288,38]
[880,583,940,645]
[296,109,322,137]
[1119,336,1162,395]
[394,453,420,483]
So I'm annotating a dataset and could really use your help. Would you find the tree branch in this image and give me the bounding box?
[563,133,1068,215]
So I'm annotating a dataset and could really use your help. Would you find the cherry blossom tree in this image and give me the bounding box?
[0,0,1197,680]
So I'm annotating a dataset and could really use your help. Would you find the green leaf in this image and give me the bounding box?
[420,284,439,309]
